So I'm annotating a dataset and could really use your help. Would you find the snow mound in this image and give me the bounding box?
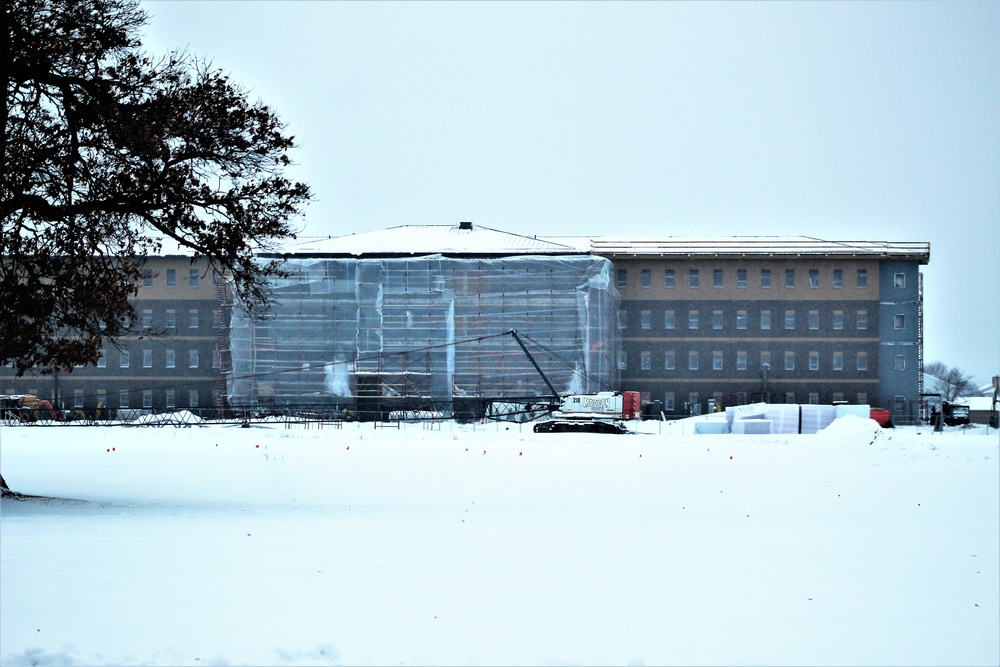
[820,413,882,440]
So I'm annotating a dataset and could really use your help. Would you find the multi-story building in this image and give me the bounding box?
[601,238,930,422]
[2,227,930,423]
[1,255,228,416]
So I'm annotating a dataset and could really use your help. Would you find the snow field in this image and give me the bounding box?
[1,420,998,666]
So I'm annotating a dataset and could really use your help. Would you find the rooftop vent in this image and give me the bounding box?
[458,221,473,231]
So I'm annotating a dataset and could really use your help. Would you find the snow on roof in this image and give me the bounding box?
[276,224,582,257]
[275,227,930,262]
[590,237,931,262]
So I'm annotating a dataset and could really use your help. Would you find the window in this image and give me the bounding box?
[617,352,627,370]
[857,392,868,405]
[736,351,747,370]
[142,309,153,329]
[894,314,905,329]
[785,269,795,288]
[785,392,796,404]
[73,389,84,408]
[165,350,175,369]
[760,310,771,330]
[664,269,675,288]
[688,393,700,413]
[664,310,676,329]
[785,351,795,371]
[894,272,906,288]
[712,310,723,330]
[713,269,723,288]
[120,350,130,368]
[618,308,627,329]
[894,355,905,370]
[165,389,175,409]
[833,269,843,288]
[833,351,844,371]
[166,310,176,330]
[189,390,199,408]
[617,269,627,288]
[189,269,200,287]
[736,310,747,330]
[832,392,844,403]
[712,351,723,370]
[119,390,129,409]
[640,269,651,288]
[664,351,676,370]
[761,269,771,288]
[142,390,153,409]
[664,393,675,412]
[142,269,153,287]
[857,269,867,288]
[809,351,819,371]
[189,350,199,368]
[809,310,819,330]
[736,269,747,288]
[688,310,699,329]
[761,351,772,369]
[97,351,106,368]
[189,310,199,328]
[640,310,651,330]
[857,352,868,370]
[688,351,699,370]
[857,310,868,330]
[808,392,819,405]
[143,349,152,368]
[785,310,795,330]
[166,268,176,287]
[833,310,844,330]
[640,351,651,370]
[689,269,699,288]
[809,269,819,288]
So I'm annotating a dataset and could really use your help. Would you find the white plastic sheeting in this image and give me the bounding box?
[228,255,620,407]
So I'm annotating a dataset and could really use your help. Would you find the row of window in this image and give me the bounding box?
[139,308,205,330]
[621,308,897,331]
[142,268,218,289]
[620,350,908,372]
[618,267,908,290]
[89,348,219,370]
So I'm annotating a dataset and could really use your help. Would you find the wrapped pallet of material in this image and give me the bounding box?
[694,420,731,434]
[764,404,802,434]
[732,419,772,435]
[800,404,837,434]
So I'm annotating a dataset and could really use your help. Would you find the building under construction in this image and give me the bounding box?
[227,226,620,418]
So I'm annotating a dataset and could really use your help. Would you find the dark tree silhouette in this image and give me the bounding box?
[924,362,977,402]
[1,0,311,376]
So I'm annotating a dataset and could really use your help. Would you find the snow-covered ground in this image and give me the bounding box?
[1,417,998,666]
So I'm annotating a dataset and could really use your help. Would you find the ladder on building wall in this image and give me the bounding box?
[918,273,924,420]
[214,273,231,413]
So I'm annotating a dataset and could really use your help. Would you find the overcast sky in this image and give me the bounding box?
[140,1,999,386]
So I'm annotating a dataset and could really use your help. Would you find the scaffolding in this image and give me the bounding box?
[228,255,620,412]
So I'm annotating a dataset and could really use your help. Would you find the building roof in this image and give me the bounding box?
[276,223,582,257]
[590,237,930,263]
[270,224,931,263]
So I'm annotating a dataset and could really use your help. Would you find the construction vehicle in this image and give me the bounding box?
[532,390,641,434]
[942,401,970,427]
[0,395,59,424]
[503,329,640,434]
